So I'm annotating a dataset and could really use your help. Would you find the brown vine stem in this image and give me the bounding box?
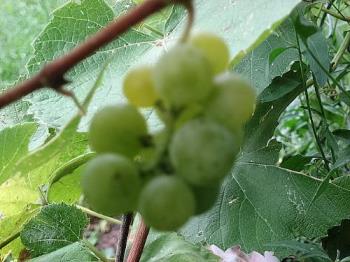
[115,213,133,262]
[0,0,176,109]
[126,219,150,262]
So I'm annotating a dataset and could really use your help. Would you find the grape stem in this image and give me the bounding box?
[0,230,20,250]
[126,219,150,262]
[115,213,134,262]
[180,1,194,43]
[0,0,176,109]
[76,205,122,225]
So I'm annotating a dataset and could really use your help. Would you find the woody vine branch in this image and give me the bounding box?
[0,0,192,109]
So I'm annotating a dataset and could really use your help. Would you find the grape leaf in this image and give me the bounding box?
[0,205,39,257]
[22,0,301,129]
[322,219,350,260]
[0,123,37,184]
[21,203,88,257]
[234,18,299,94]
[266,240,331,261]
[29,241,98,262]
[0,0,66,84]
[331,145,350,170]
[0,52,108,257]
[141,232,219,262]
[0,123,86,256]
[181,64,350,255]
[25,0,156,129]
[47,167,83,204]
[0,1,68,132]
[293,12,330,86]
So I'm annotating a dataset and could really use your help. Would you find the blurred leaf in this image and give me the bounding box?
[0,205,39,257]
[141,232,219,262]
[0,46,107,256]
[47,153,94,204]
[339,91,350,107]
[29,241,98,262]
[0,123,37,184]
[333,129,350,144]
[21,203,88,257]
[321,123,339,155]
[333,175,350,190]
[332,145,350,170]
[280,154,313,172]
[266,240,331,261]
[0,0,66,83]
[322,219,350,260]
[48,166,84,204]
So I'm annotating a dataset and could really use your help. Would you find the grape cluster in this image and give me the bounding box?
[81,32,256,231]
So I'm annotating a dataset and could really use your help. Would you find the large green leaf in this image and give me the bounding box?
[29,241,98,262]
[182,146,350,255]
[0,123,37,184]
[293,11,330,86]
[0,116,87,256]
[0,205,39,257]
[25,0,155,129]
[23,0,301,129]
[233,18,299,94]
[181,64,350,254]
[141,232,219,262]
[21,203,88,257]
[0,1,68,132]
[0,0,66,84]
[0,53,108,256]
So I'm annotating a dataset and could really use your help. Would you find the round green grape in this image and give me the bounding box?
[88,104,147,158]
[169,118,238,186]
[190,32,229,74]
[139,176,195,231]
[192,184,220,215]
[154,44,214,109]
[123,66,158,107]
[81,154,141,216]
[206,73,256,132]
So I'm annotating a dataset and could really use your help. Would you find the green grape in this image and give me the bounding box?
[192,184,220,215]
[139,176,195,231]
[123,66,158,107]
[190,32,230,75]
[88,104,147,158]
[206,73,256,132]
[81,154,141,216]
[169,119,238,186]
[154,44,214,109]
